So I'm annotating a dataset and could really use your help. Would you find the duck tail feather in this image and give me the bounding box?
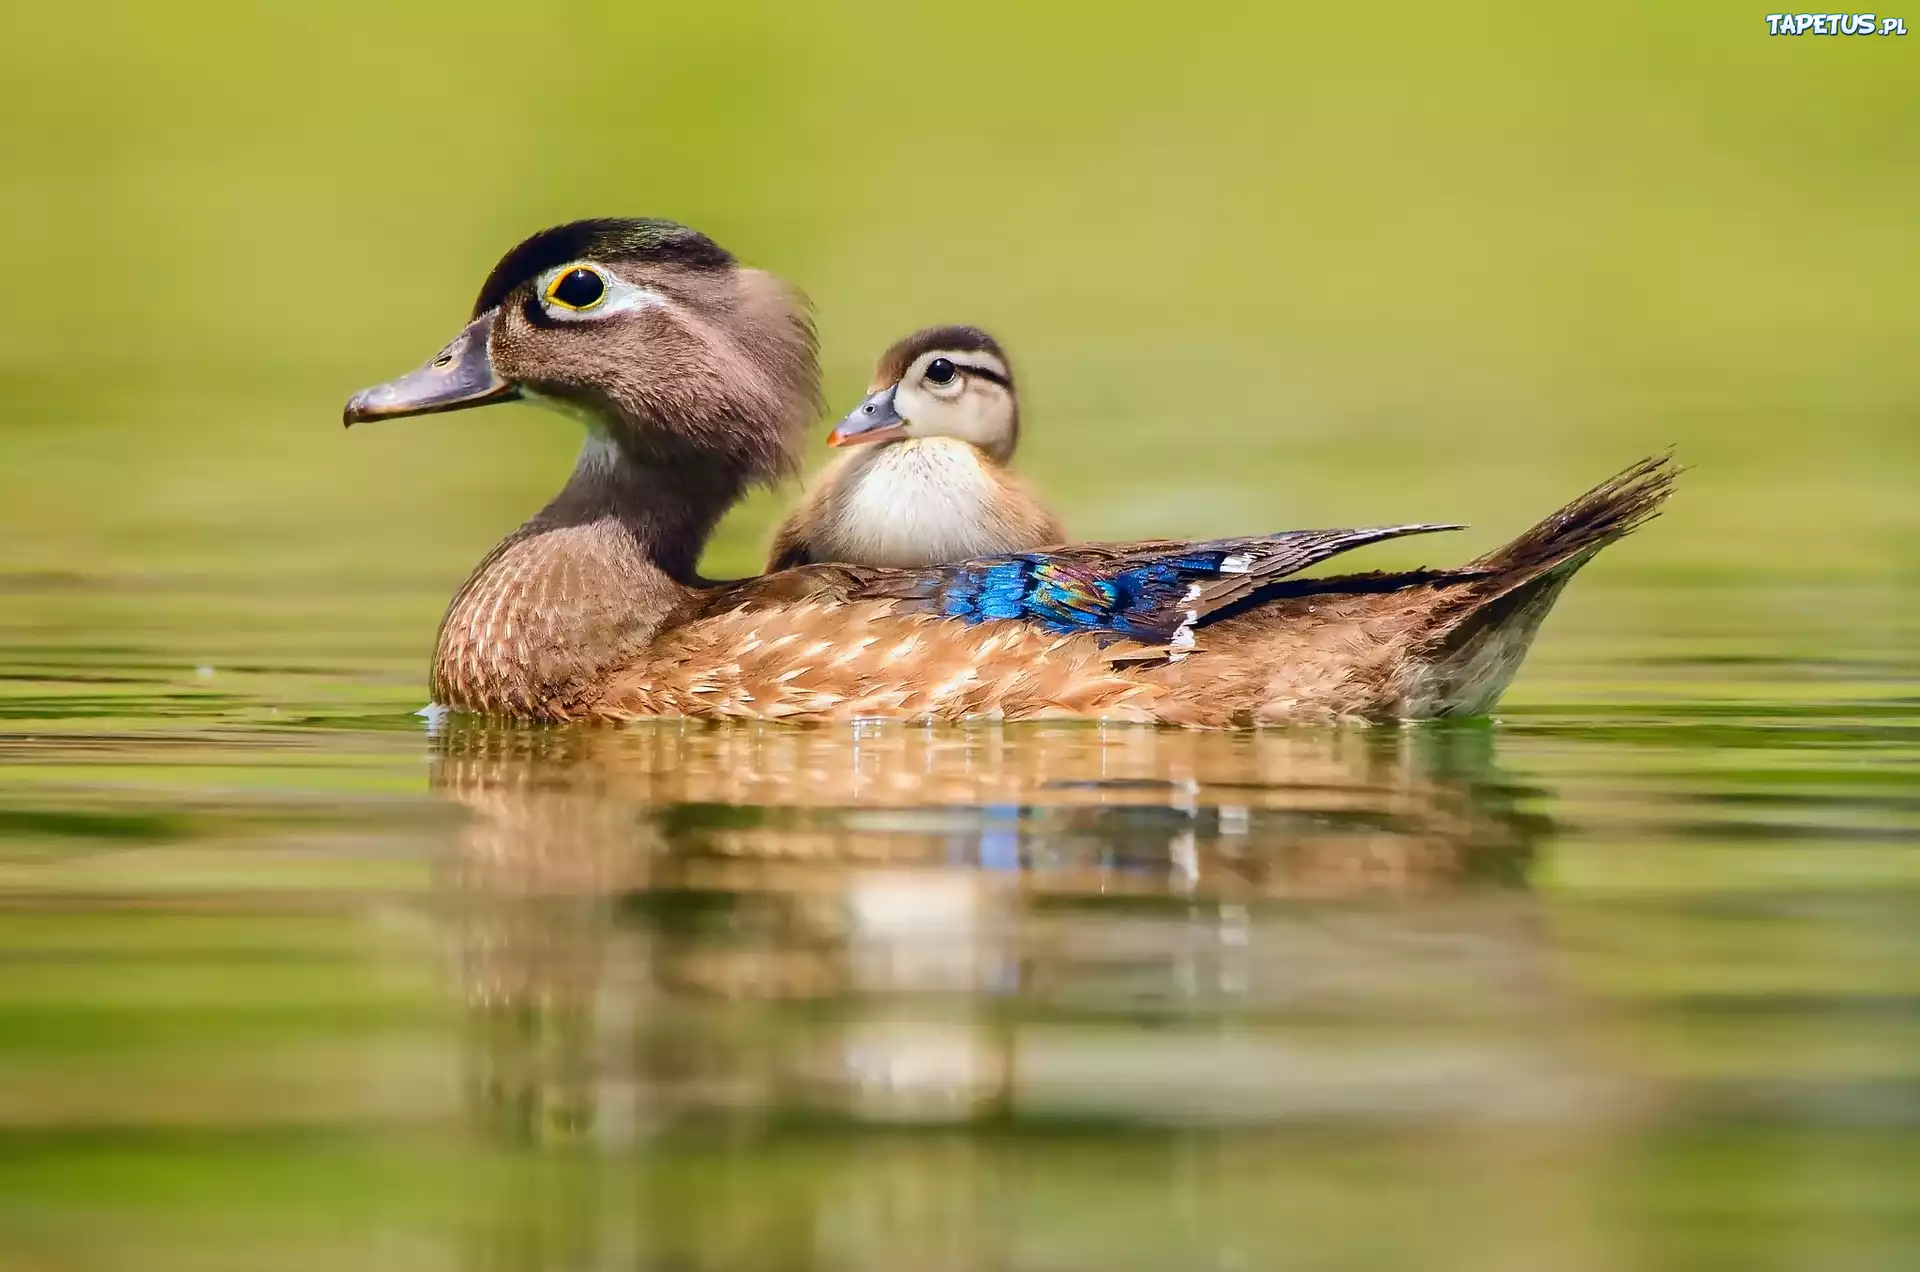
[1404,454,1680,717]
[1468,451,1680,582]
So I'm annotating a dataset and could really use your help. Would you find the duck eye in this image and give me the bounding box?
[924,357,958,385]
[547,267,606,311]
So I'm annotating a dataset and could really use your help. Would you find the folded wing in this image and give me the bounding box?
[850,523,1468,648]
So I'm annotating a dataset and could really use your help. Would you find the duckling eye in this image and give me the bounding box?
[546,268,606,311]
[924,357,958,385]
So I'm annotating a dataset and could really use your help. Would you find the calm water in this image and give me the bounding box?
[3,564,1917,1271]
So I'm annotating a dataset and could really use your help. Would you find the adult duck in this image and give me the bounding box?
[344,217,1675,726]
[767,325,1064,570]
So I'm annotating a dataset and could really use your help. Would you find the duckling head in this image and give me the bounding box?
[830,326,1019,463]
[345,217,820,488]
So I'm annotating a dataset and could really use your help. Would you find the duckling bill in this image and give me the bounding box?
[342,216,1678,726]
[767,326,1064,570]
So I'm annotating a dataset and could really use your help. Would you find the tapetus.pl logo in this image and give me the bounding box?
[1766,12,1908,33]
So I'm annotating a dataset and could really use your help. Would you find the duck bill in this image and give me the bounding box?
[342,312,520,426]
[828,385,908,447]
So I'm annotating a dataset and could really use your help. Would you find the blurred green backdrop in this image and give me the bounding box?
[1,0,1914,659]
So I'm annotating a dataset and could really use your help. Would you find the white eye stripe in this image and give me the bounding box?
[911,350,1011,385]
[533,261,671,323]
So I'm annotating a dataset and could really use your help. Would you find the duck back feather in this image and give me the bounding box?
[577,454,1676,726]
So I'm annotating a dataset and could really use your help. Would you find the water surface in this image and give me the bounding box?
[3,564,1917,1271]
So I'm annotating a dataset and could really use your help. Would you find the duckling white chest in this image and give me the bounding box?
[817,439,1028,568]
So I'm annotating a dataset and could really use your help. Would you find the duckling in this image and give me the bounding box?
[345,217,1677,726]
[766,327,1063,570]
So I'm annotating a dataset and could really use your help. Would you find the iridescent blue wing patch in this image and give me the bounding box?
[879,524,1465,648]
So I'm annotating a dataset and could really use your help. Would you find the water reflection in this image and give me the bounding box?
[431,723,1629,1154]
[432,722,1547,897]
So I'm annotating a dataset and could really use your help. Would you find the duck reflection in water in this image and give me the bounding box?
[427,719,1638,1159]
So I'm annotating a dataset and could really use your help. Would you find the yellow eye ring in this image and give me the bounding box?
[545,266,608,311]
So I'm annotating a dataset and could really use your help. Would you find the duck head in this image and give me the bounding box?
[830,326,1019,463]
[344,217,820,486]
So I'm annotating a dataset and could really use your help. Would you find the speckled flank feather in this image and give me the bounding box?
[596,602,1166,722]
[564,457,1677,726]
[578,531,1419,724]
[432,509,666,719]
[582,585,1437,726]
[433,454,1676,725]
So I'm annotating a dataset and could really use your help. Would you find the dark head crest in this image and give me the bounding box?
[875,325,1010,386]
[472,218,735,317]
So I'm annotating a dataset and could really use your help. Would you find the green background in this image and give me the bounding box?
[4,1,1914,601]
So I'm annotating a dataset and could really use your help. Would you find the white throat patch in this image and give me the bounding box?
[818,439,1018,568]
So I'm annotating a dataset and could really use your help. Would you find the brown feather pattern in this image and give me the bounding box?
[561,457,1674,726]
[436,455,1678,727]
